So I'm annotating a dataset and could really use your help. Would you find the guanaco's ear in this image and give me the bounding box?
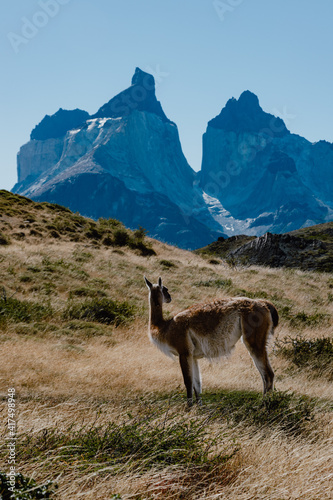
[158,277,163,288]
[144,276,152,289]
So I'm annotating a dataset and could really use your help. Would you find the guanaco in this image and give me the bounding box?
[144,276,279,406]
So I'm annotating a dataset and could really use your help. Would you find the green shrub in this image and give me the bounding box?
[19,275,33,283]
[17,414,232,470]
[49,229,60,239]
[232,288,268,298]
[195,278,232,289]
[68,287,107,299]
[64,297,135,325]
[25,215,36,223]
[27,266,41,273]
[72,251,93,263]
[276,336,333,379]
[113,228,130,246]
[204,390,316,435]
[0,471,55,499]
[159,259,177,269]
[102,236,113,246]
[85,227,102,240]
[130,239,156,256]
[97,217,123,229]
[0,297,52,323]
[278,304,330,328]
[133,226,147,241]
[289,311,329,328]
[208,259,221,265]
[130,226,156,255]
[0,232,10,245]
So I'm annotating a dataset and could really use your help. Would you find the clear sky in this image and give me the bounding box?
[1,0,333,190]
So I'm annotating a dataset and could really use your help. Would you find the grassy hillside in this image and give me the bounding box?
[0,192,332,499]
[0,190,155,255]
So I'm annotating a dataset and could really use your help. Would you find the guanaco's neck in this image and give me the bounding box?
[149,299,164,327]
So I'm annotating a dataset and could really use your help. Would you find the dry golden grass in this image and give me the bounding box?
[0,233,332,499]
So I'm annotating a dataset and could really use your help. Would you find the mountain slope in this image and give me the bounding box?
[0,189,155,255]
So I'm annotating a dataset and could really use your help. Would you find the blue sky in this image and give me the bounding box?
[1,0,333,190]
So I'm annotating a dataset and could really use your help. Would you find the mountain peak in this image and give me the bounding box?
[131,67,155,88]
[238,90,260,110]
[208,91,289,137]
[30,108,90,141]
[93,67,170,122]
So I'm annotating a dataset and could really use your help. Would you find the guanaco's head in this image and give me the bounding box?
[144,276,172,307]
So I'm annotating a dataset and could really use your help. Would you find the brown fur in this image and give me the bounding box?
[145,277,278,405]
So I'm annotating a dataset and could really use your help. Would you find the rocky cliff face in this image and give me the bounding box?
[198,222,333,272]
[13,68,222,249]
[200,90,333,235]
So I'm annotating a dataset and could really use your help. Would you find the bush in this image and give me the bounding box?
[17,414,233,470]
[20,275,33,283]
[85,227,102,240]
[64,297,135,325]
[289,311,329,328]
[276,336,333,380]
[204,390,316,435]
[209,259,221,265]
[102,236,113,246]
[195,278,232,289]
[279,306,330,328]
[0,471,55,499]
[0,297,52,323]
[113,228,130,246]
[232,288,268,298]
[68,287,107,299]
[159,259,177,269]
[0,232,10,245]
[131,240,156,256]
[133,226,147,241]
[49,229,60,239]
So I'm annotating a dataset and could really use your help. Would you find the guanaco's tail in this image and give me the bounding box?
[265,301,279,329]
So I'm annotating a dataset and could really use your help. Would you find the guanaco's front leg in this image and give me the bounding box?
[179,353,194,406]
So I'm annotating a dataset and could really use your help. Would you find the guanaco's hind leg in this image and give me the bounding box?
[245,346,274,394]
[192,358,202,405]
[241,308,274,394]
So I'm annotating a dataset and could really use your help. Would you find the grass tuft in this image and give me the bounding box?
[64,297,135,325]
[202,389,316,435]
[276,336,333,380]
[0,471,56,499]
[159,259,178,269]
[0,297,52,324]
[17,412,237,472]
[0,232,11,245]
[194,278,232,289]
